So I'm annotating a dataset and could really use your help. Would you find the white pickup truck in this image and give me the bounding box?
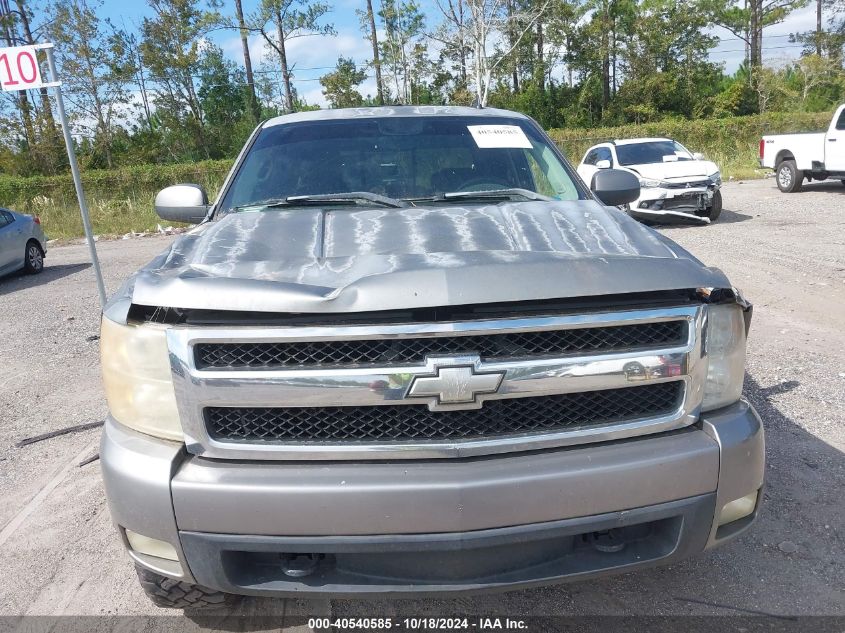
[760,104,845,192]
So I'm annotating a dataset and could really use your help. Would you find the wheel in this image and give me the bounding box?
[776,160,803,193]
[134,564,234,610]
[703,190,722,222]
[23,240,44,274]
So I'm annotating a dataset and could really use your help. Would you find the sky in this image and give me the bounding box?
[92,0,823,108]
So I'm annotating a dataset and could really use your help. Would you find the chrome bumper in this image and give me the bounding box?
[100,399,764,593]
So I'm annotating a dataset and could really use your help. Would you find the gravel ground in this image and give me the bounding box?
[0,178,842,624]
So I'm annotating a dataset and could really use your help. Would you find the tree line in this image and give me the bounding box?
[1,0,844,177]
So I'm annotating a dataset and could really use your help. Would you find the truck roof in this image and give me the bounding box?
[263,105,531,128]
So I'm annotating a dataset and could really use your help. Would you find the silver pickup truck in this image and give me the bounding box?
[100,106,764,608]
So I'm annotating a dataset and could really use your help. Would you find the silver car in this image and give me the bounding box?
[0,208,47,276]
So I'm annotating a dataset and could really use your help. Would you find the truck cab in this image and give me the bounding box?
[760,104,845,192]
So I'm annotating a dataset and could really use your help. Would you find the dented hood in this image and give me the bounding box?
[628,160,719,181]
[116,200,730,318]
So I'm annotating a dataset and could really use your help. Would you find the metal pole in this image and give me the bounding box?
[44,46,107,309]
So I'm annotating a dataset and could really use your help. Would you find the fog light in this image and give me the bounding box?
[718,491,758,527]
[125,529,179,561]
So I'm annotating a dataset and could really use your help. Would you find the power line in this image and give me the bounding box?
[713,32,832,43]
[710,43,809,55]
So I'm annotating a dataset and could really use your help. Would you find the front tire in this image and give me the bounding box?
[702,190,722,222]
[776,160,803,193]
[135,565,234,610]
[23,241,44,274]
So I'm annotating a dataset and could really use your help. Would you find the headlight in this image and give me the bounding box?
[709,171,722,186]
[701,303,747,412]
[100,317,183,441]
[639,178,662,188]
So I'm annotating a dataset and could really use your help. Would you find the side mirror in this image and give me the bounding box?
[154,184,209,223]
[590,169,640,207]
[692,152,704,160]
[595,159,611,169]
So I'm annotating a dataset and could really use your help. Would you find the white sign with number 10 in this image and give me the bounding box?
[0,45,44,91]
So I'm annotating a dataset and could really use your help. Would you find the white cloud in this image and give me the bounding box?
[300,86,325,106]
[285,33,371,70]
[220,32,273,67]
[219,31,374,106]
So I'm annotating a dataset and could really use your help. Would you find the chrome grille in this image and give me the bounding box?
[194,321,686,369]
[166,305,706,460]
[205,382,684,443]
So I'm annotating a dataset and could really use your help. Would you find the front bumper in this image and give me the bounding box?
[100,400,764,596]
[629,186,717,225]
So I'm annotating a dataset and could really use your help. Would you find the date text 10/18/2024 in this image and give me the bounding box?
[308,618,529,630]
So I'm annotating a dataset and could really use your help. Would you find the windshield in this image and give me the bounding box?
[219,116,584,212]
[615,140,693,166]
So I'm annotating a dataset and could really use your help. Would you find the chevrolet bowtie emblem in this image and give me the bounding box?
[406,357,504,411]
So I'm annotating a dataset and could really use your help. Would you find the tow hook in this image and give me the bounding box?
[280,553,322,577]
[589,530,626,553]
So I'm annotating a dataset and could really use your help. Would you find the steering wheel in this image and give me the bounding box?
[455,177,512,192]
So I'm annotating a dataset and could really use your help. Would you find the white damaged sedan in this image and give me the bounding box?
[577,138,722,225]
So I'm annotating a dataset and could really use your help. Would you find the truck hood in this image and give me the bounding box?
[114,200,730,318]
[627,160,718,181]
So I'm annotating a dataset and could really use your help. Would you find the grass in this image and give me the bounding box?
[27,193,178,241]
[0,161,231,241]
[0,112,832,240]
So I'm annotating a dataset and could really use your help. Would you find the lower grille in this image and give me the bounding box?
[205,382,683,443]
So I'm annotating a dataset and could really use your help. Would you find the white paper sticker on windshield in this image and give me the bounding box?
[467,125,532,149]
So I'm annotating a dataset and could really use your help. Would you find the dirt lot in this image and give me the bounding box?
[0,179,843,624]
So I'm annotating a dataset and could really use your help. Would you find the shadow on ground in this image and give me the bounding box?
[753,177,845,195]
[0,262,91,295]
[639,208,754,229]
[796,180,845,194]
[716,208,755,224]
[647,208,754,229]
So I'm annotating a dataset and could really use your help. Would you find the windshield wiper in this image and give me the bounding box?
[236,192,408,210]
[414,188,552,203]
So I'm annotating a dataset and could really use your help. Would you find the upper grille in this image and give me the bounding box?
[664,180,711,189]
[205,382,683,443]
[194,320,686,369]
